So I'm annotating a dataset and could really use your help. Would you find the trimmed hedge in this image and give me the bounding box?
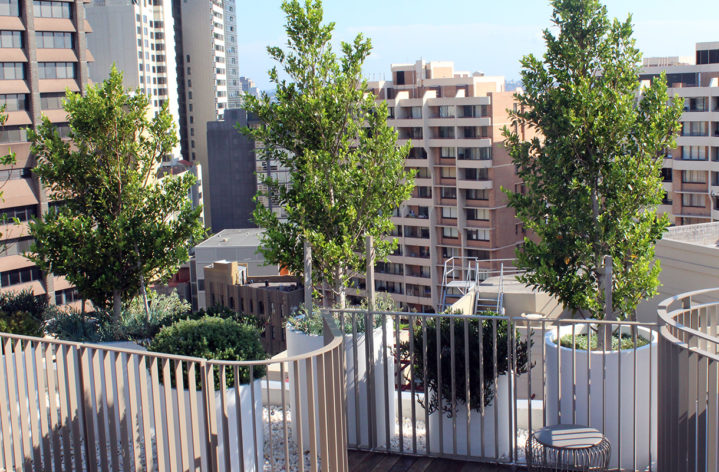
[149,316,267,389]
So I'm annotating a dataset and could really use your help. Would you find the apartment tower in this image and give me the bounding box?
[0,0,93,306]
[365,60,526,312]
[85,0,181,158]
[641,42,719,225]
[173,0,240,229]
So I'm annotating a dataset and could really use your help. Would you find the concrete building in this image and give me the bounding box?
[640,42,719,225]
[203,260,302,355]
[364,60,528,311]
[206,108,256,232]
[222,0,240,109]
[191,228,281,310]
[173,0,241,227]
[86,0,181,159]
[0,0,93,307]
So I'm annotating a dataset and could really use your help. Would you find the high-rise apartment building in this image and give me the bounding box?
[86,0,181,158]
[641,42,719,226]
[365,60,527,312]
[223,0,240,109]
[173,0,241,229]
[0,0,93,306]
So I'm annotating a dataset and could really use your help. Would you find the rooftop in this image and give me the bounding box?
[195,227,264,249]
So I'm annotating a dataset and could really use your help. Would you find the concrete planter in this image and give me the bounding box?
[286,318,395,449]
[427,374,511,458]
[545,324,657,471]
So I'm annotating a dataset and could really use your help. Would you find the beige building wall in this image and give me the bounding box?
[0,0,93,307]
[361,60,528,312]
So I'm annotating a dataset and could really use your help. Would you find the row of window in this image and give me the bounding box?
[0,62,75,80]
[0,123,68,143]
[0,92,66,111]
[0,204,37,222]
[36,31,73,49]
[441,227,491,241]
[1,266,41,288]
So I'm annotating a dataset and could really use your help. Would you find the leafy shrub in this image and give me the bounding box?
[0,290,46,336]
[288,295,394,336]
[42,308,114,342]
[120,290,191,341]
[412,314,530,415]
[148,316,267,389]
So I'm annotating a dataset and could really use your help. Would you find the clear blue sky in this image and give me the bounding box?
[237,1,719,91]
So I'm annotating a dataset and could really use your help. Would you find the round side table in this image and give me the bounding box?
[525,424,611,471]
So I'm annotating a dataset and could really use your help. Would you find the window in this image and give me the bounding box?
[0,204,36,222]
[0,62,23,79]
[0,125,27,142]
[437,126,454,138]
[441,207,458,219]
[466,189,489,200]
[467,228,490,241]
[682,194,705,208]
[464,168,488,180]
[33,1,72,18]
[35,31,72,49]
[682,170,706,183]
[467,208,489,220]
[1,266,41,287]
[0,31,20,48]
[442,227,458,238]
[440,147,455,158]
[0,93,26,111]
[439,167,456,178]
[438,105,455,118]
[682,146,707,160]
[661,168,672,182]
[458,147,491,160]
[38,62,75,79]
[0,0,19,16]
[440,187,457,199]
[409,106,421,119]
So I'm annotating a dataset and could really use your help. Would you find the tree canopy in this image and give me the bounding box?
[503,0,683,319]
[28,67,205,319]
[242,0,414,306]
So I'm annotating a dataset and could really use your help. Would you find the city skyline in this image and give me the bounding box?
[238,0,719,90]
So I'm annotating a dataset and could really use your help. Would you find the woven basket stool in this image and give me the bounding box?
[525,424,611,471]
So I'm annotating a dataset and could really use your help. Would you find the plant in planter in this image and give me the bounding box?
[148,316,266,470]
[0,290,47,337]
[502,1,680,465]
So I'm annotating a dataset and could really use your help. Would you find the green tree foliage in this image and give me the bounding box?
[0,290,46,336]
[503,0,683,320]
[28,67,205,321]
[242,0,414,307]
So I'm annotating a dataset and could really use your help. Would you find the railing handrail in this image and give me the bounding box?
[657,288,719,356]
[0,312,344,367]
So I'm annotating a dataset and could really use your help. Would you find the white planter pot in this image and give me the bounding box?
[286,318,395,450]
[427,374,511,458]
[545,324,657,471]
[159,380,264,471]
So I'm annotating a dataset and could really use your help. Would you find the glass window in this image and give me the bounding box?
[0,31,21,48]
[0,125,27,142]
[40,92,64,110]
[442,227,458,238]
[467,228,490,241]
[0,93,26,111]
[682,170,706,183]
[0,0,19,16]
[33,1,71,18]
[38,62,75,79]
[439,167,456,178]
[0,62,23,79]
[682,194,704,207]
[440,147,455,158]
[35,32,73,49]
[441,207,457,219]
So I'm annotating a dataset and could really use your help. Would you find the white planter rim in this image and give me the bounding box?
[545,323,657,353]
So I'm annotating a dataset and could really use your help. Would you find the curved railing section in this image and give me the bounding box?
[0,312,348,472]
[657,288,719,472]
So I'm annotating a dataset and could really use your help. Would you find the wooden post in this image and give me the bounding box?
[366,235,375,311]
[603,255,615,321]
[304,240,312,314]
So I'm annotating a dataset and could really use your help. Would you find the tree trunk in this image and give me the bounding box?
[81,298,86,315]
[334,267,346,309]
[139,273,150,320]
[112,290,122,322]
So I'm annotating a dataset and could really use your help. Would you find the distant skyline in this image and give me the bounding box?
[236,0,719,91]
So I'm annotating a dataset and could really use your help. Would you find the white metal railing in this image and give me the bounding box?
[0,313,348,472]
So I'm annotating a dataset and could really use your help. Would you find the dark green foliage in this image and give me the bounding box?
[242,0,414,306]
[413,315,530,415]
[120,290,192,341]
[503,0,683,320]
[559,332,649,350]
[27,67,206,321]
[148,316,267,389]
[42,308,114,342]
[0,290,46,336]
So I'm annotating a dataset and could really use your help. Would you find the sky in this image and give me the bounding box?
[236,1,719,91]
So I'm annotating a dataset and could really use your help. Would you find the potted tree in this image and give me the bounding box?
[412,314,529,457]
[149,316,266,470]
[502,0,682,469]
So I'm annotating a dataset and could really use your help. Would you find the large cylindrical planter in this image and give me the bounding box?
[545,324,657,471]
[427,374,511,458]
[286,319,395,450]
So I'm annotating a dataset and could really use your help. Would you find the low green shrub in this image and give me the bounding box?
[412,314,530,415]
[559,332,650,350]
[0,290,46,337]
[148,316,267,389]
[42,308,114,342]
[120,290,191,341]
